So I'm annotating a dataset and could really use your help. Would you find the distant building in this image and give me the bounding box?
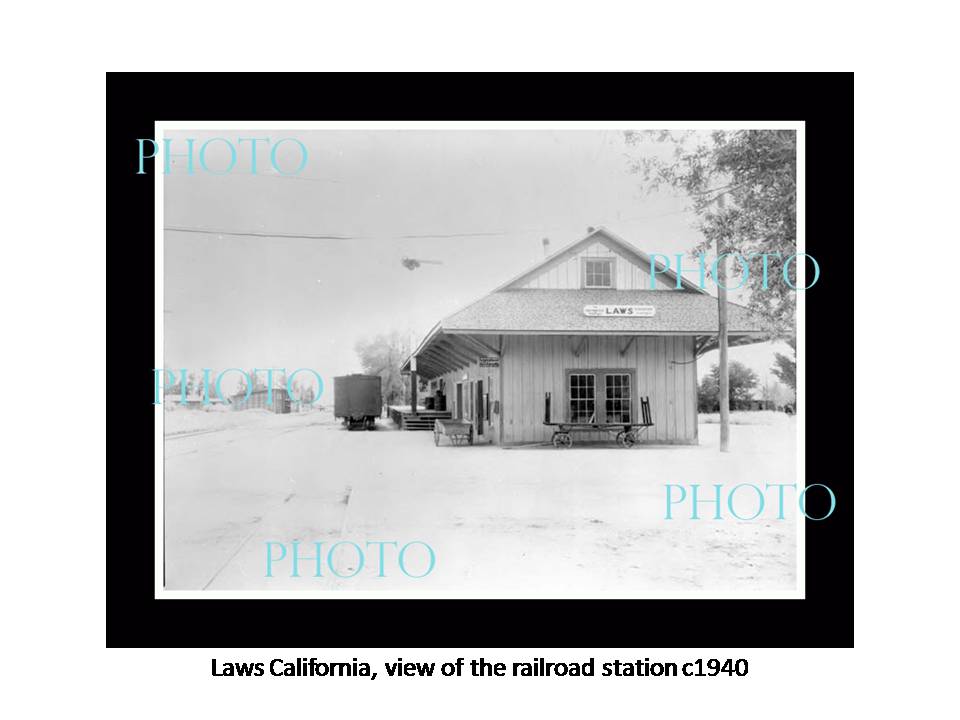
[165,393,227,410]
[232,387,291,414]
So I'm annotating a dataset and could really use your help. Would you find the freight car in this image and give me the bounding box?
[333,374,382,430]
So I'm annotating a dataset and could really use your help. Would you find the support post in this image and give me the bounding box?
[410,358,418,416]
[498,335,505,445]
[717,194,730,452]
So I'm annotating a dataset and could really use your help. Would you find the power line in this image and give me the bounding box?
[398,231,507,239]
[164,209,698,242]
[164,226,514,241]
[164,226,359,240]
[165,169,343,184]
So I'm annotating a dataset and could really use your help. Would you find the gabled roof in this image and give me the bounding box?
[401,227,767,377]
[441,289,763,335]
[493,226,707,294]
[401,288,765,376]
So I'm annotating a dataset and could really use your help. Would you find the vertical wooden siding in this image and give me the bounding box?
[517,242,670,290]
[433,344,502,445]
[500,335,698,445]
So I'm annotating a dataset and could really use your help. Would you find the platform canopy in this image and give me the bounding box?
[401,326,503,380]
[401,288,767,381]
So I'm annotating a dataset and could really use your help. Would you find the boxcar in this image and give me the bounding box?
[333,375,382,430]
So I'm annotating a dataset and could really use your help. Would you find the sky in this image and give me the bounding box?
[162,129,795,395]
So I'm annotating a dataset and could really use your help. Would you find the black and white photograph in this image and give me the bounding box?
[157,124,804,597]
[12,26,959,720]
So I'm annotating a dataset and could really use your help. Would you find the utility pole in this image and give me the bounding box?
[716,193,730,452]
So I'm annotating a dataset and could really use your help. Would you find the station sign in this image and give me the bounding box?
[583,305,656,317]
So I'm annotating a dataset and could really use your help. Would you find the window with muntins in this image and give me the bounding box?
[604,373,632,423]
[583,258,613,288]
[567,370,635,423]
[569,373,596,422]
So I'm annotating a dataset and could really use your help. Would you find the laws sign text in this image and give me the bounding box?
[583,305,655,317]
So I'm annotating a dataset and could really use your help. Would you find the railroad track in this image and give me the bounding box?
[163,427,229,441]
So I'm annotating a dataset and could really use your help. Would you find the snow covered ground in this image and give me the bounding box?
[163,404,324,437]
[163,408,797,595]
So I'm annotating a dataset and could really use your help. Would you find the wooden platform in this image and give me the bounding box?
[388,406,452,431]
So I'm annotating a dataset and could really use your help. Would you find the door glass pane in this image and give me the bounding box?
[605,373,631,422]
[569,373,596,422]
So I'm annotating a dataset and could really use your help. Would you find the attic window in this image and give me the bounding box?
[583,258,614,288]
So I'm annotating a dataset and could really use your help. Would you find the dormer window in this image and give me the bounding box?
[582,258,614,288]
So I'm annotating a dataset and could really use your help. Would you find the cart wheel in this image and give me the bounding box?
[616,430,637,448]
[553,433,573,448]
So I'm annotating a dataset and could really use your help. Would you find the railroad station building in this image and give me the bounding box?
[401,227,765,445]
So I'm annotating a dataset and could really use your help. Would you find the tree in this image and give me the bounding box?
[771,337,797,408]
[354,331,412,407]
[698,361,759,412]
[625,129,797,339]
[761,379,792,408]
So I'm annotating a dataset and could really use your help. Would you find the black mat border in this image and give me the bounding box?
[107,72,853,648]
